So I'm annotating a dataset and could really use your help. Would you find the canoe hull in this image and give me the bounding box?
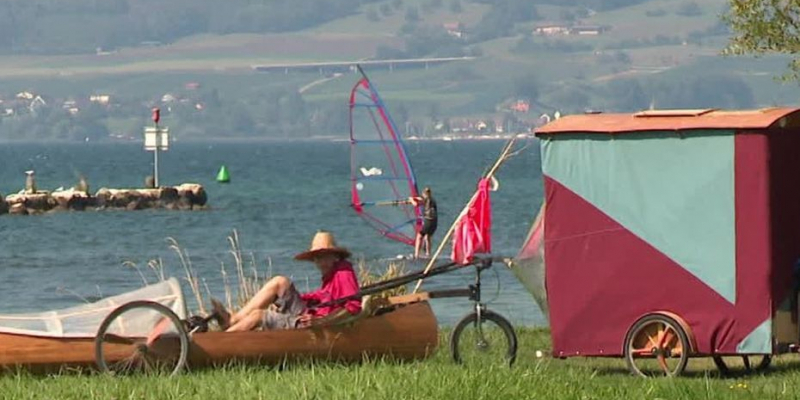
[0,301,438,372]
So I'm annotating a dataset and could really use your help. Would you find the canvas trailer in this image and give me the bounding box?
[513,108,800,377]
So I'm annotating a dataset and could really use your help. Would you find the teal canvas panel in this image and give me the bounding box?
[737,319,772,354]
[541,131,737,303]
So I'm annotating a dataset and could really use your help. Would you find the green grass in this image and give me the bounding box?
[3,329,800,399]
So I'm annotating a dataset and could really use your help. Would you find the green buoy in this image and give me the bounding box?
[216,165,230,183]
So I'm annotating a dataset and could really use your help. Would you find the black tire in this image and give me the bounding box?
[712,355,772,376]
[624,314,690,377]
[450,310,517,367]
[95,300,190,376]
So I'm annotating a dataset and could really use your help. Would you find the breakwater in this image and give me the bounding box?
[0,183,207,215]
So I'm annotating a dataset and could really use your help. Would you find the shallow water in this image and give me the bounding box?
[0,140,545,326]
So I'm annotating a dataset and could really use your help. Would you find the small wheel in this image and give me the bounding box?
[450,310,517,367]
[713,355,772,376]
[95,301,190,376]
[624,314,690,377]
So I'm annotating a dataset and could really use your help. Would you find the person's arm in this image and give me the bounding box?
[300,289,324,305]
[330,269,362,315]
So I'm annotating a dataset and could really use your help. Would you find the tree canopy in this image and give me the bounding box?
[724,0,800,80]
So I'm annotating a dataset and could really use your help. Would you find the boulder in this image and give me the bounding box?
[176,183,207,206]
[9,203,27,215]
[95,188,112,208]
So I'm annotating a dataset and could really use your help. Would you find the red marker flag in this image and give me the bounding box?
[451,178,492,265]
[151,107,160,124]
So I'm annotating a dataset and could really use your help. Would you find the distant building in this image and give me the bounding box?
[161,93,177,103]
[443,22,465,38]
[511,100,530,113]
[29,96,47,114]
[16,91,34,100]
[89,95,111,105]
[570,25,608,35]
[533,24,570,36]
[533,23,609,36]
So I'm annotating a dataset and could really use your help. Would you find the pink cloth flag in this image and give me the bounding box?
[451,178,492,265]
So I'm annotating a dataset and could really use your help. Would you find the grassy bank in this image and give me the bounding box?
[2,329,800,400]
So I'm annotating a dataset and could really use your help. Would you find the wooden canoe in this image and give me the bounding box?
[0,301,438,373]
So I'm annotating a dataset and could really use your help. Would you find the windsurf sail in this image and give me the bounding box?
[349,66,421,246]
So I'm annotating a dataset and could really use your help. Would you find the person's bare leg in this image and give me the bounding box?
[424,235,432,257]
[414,233,422,259]
[230,276,291,325]
[226,310,264,332]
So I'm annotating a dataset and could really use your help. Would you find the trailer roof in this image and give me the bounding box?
[536,108,800,135]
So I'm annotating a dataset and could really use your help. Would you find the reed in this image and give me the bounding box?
[124,230,408,316]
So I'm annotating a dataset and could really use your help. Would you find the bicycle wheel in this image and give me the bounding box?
[450,310,517,367]
[624,314,690,377]
[712,355,772,376]
[95,301,189,376]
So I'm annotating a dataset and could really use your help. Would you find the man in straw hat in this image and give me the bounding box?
[213,231,362,332]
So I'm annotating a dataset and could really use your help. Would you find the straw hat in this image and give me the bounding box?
[294,231,351,261]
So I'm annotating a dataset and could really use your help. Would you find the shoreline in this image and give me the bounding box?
[0,133,536,146]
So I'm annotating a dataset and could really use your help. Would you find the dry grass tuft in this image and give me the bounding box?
[357,259,407,298]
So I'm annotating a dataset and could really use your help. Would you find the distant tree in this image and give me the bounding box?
[645,9,667,17]
[560,9,576,22]
[512,74,540,101]
[676,1,703,16]
[549,86,590,113]
[606,79,648,112]
[449,0,463,13]
[366,8,380,22]
[423,0,443,12]
[651,73,754,109]
[405,6,420,22]
[380,3,394,17]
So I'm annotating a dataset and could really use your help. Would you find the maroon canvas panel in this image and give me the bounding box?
[544,176,758,357]
[732,132,774,350]
[766,128,800,311]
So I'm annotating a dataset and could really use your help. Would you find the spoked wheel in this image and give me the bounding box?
[95,301,190,376]
[450,310,517,367]
[624,314,691,377]
[712,355,772,376]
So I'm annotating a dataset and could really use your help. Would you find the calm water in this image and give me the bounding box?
[0,140,545,326]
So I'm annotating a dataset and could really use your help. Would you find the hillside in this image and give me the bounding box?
[0,0,795,141]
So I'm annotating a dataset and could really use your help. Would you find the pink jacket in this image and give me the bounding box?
[301,260,362,317]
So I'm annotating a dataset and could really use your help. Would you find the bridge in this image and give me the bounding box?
[252,57,477,74]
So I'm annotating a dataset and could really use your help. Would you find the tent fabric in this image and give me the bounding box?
[539,128,782,356]
[732,132,774,353]
[541,131,737,303]
[544,177,744,356]
[511,203,548,320]
[451,178,492,265]
[0,278,186,338]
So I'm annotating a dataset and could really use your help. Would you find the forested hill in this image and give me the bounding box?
[0,0,792,142]
[0,0,649,54]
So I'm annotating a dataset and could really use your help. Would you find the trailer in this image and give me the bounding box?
[516,108,800,376]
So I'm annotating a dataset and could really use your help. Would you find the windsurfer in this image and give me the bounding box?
[410,187,438,259]
[212,231,362,332]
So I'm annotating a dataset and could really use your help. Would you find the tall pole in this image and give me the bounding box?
[152,107,161,188]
